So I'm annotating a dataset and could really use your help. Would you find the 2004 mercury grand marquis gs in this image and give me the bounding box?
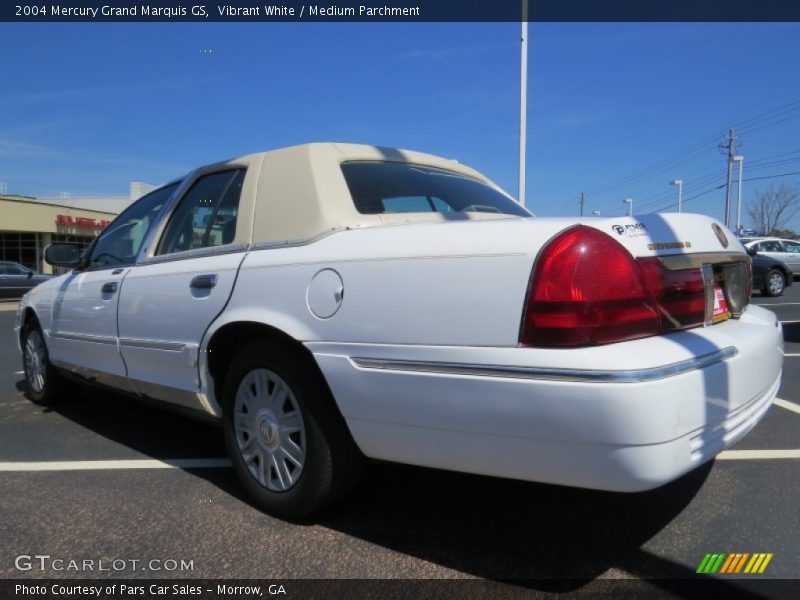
[16,143,783,518]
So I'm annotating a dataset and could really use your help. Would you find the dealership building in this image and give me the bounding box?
[0,182,155,274]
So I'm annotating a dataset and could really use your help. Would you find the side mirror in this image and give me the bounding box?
[746,246,757,257]
[44,243,82,268]
[27,270,33,279]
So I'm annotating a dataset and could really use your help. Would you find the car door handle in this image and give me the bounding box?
[190,274,217,289]
[101,282,118,294]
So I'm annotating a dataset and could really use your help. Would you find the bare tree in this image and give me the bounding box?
[746,184,800,235]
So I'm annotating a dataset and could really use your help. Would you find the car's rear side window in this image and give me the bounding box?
[341,162,531,217]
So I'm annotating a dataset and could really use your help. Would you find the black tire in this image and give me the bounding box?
[222,339,363,519]
[21,319,73,406]
[764,269,786,297]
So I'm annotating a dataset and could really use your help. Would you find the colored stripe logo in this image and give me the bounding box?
[697,553,773,574]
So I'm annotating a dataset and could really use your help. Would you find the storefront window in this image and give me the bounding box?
[0,233,38,270]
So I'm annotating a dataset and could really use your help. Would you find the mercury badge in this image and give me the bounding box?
[712,223,729,248]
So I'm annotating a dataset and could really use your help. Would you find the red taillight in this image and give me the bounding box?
[520,226,707,347]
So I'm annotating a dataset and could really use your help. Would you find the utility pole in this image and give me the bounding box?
[719,128,739,228]
[579,192,584,216]
[518,0,528,206]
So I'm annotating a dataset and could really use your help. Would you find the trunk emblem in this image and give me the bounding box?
[712,223,729,248]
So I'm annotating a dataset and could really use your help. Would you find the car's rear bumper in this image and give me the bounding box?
[308,305,783,492]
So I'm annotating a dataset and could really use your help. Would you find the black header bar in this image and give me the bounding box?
[4,1,800,23]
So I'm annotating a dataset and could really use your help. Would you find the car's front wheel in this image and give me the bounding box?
[222,340,363,519]
[22,320,72,405]
[764,269,786,297]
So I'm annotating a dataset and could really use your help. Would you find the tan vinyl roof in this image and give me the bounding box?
[241,142,518,244]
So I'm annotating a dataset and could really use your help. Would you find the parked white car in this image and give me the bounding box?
[17,143,783,518]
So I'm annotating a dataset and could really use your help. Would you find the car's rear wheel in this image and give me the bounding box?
[22,320,72,406]
[222,339,363,519]
[764,269,786,297]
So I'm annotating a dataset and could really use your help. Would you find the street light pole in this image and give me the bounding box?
[670,179,683,213]
[624,197,633,216]
[733,155,744,233]
[518,0,528,206]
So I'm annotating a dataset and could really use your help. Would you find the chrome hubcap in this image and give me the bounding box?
[233,368,306,492]
[769,273,783,294]
[24,330,46,393]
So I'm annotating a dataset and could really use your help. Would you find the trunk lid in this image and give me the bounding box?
[580,213,745,258]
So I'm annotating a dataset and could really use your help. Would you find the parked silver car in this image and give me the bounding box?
[740,238,800,277]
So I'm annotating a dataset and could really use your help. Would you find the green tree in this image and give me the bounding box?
[770,228,798,240]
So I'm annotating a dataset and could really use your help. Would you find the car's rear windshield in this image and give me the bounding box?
[341,161,532,217]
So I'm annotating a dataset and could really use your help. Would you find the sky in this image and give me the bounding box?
[2,22,800,231]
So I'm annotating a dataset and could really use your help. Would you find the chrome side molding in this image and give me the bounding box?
[50,331,117,346]
[350,347,738,383]
[118,338,187,352]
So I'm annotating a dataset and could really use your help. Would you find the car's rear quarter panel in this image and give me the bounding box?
[225,218,558,346]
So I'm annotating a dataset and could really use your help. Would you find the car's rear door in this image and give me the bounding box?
[782,240,800,274]
[117,163,256,411]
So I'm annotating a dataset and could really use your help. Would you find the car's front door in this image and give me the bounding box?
[117,167,252,411]
[755,240,784,263]
[47,184,179,386]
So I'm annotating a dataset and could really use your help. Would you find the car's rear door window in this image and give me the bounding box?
[157,170,245,255]
[341,162,531,217]
[784,242,800,253]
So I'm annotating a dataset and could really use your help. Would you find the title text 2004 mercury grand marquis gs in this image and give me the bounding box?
[16,143,783,518]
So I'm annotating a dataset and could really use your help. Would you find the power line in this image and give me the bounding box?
[582,133,722,197]
[649,169,800,214]
[580,97,800,209]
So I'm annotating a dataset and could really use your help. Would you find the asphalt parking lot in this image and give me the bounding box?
[0,286,798,592]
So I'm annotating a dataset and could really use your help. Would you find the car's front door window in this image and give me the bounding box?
[88,183,180,269]
[758,241,783,253]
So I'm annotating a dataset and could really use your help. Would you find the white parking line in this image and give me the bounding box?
[753,302,800,306]
[784,354,800,357]
[780,320,800,324]
[717,449,800,460]
[774,398,800,416]
[0,458,232,472]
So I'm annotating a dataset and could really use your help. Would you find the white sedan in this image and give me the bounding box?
[17,143,783,518]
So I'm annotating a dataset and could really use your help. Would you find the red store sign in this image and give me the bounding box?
[56,214,110,230]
